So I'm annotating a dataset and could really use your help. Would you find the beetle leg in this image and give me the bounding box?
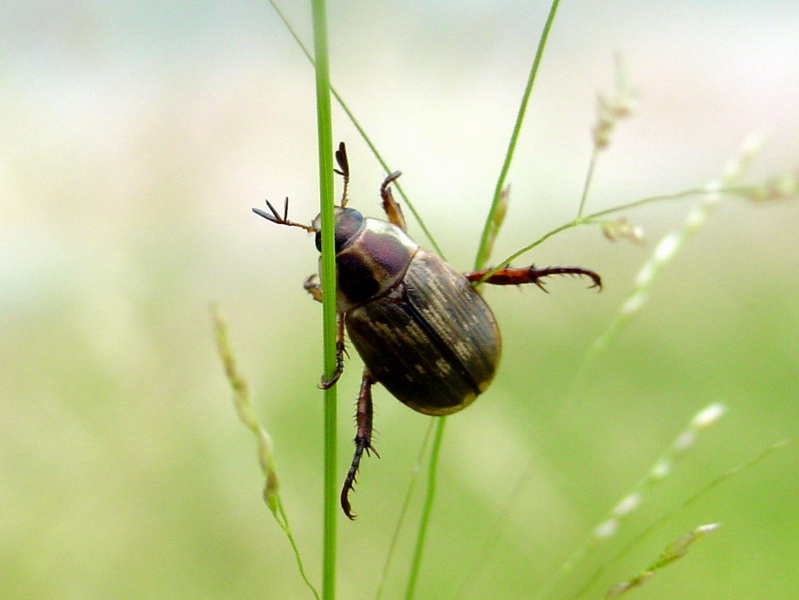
[304,276,347,387]
[380,171,407,232]
[464,265,602,291]
[303,274,323,303]
[341,370,380,519]
[319,314,347,389]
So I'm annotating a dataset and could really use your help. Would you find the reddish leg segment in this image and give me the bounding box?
[340,370,380,519]
[465,265,602,291]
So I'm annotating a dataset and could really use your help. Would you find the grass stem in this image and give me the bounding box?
[311,0,338,597]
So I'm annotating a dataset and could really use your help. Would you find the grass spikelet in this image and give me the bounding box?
[592,403,726,544]
[578,55,636,218]
[604,523,720,599]
[476,184,510,279]
[742,170,799,203]
[592,55,637,151]
[211,304,280,508]
[602,217,645,244]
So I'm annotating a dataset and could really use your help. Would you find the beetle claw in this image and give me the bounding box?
[319,367,343,389]
[340,437,378,520]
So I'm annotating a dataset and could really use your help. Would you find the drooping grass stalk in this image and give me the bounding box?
[484,171,789,284]
[211,304,320,600]
[310,1,337,598]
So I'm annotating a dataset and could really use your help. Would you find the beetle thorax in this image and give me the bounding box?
[327,217,419,311]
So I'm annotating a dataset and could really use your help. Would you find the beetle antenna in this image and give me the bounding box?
[252,197,316,232]
[334,142,350,207]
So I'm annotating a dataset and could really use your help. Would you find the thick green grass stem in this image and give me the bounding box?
[311,1,337,598]
[475,0,561,271]
[404,417,447,600]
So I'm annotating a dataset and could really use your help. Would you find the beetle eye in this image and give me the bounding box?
[315,207,364,252]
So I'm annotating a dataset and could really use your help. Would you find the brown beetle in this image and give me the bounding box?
[254,143,601,518]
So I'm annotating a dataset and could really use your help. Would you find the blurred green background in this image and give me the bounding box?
[2,1,798,599]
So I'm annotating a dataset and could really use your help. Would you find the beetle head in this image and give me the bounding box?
[312,207,364,253]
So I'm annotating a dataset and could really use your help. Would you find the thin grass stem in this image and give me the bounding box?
[265,0,442,256]
[404,417,447,600]
[403,3,563,596]
[475,0,562,271]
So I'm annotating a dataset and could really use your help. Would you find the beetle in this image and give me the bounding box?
[253,142,601,518]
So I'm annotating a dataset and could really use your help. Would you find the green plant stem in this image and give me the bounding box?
[406,2,562,596]
[475,0,562,271]
[404,417,447,600]
[311,1,337,598]
[376,420,436,600]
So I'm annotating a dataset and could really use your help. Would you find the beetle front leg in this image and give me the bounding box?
[465,265,602,291]
[340,370,380,519]
[303,274,323,303]
[317,313,346,389]
[304,276,347,388]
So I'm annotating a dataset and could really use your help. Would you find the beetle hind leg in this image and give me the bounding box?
[340,370,380,519]
[465,265,602,291]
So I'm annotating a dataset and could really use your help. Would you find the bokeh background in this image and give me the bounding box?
[2,1,798,598]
